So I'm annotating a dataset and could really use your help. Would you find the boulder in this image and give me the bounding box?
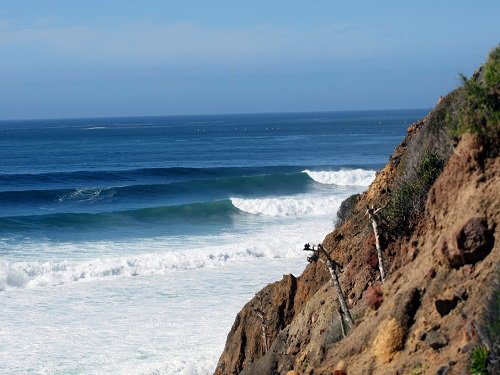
[441,217,494,268]
[425,330,448,350]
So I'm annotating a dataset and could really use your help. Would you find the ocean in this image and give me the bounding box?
[0,110,426,374]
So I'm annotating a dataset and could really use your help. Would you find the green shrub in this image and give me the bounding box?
[381,45,500,234]
[471,345,489,375]
[483,281,500,374]
[450,45,500,154]
[382,150,444,234]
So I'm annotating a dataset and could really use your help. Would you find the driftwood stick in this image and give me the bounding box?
[366,205,386,283]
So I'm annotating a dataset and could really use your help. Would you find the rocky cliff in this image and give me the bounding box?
[214,46,499,375]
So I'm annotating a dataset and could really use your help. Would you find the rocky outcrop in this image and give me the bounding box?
[214,265,330,375]
[214,49,500,375]
[441,216,494,268]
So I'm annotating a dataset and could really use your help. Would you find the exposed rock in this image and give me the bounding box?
[441,217,494,268]
[392,288,421,331]
[456,217,494,260]
[425,330,448,351]
[365,283,384,310]
[336,193,360,228]
[239,328,294,375]
[370,287,422,363]
[215,268,330,375]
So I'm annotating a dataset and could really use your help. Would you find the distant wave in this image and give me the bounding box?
[0,191,349,234]
[0,165,378,191]
[0,172,311,209]
[303,169,375,186]
[0,166,304,191]
[0,168,376,209]
[231,195,343,217]
[0,241,300,291]
[0,200,239,231]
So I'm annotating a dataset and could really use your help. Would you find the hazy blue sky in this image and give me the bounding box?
[0,0,499,119]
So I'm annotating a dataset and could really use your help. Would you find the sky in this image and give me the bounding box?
[0,1,499,120]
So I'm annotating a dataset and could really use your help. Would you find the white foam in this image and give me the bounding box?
[58,187,115,202]
[231,195,342,217]
[0,237,303,291]
[303,169,375,186]
[106,357,215,375]
[0,210,339,374]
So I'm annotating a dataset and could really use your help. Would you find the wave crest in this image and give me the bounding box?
[303,169,375,186]
[231,196,342,217]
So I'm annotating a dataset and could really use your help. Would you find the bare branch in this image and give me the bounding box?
[304,243,354,328]
[366,205,386,283]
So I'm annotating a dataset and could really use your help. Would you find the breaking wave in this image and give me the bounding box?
[231,195,343,217]
[303,169,375,186]
[0,240,301,291]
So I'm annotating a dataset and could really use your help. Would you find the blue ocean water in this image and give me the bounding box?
[0,110,426,374]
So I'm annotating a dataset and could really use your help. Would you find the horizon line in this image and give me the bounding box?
[0,107,431,123]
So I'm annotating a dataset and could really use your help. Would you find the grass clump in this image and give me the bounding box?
[480,280,500,374]
[382,150,444,235]
[471,345,489,375]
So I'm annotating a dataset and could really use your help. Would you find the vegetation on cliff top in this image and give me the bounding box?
[381,45,500,235]
[453,45,500,154]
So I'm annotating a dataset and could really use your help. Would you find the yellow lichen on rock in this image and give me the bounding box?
[373,317,405,364]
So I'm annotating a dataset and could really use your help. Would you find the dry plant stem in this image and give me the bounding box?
[367,206,386,283]
[317,245,354,327]
[254,293,269,353]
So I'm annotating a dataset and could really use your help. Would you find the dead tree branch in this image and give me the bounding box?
[366,205,386,283]
[304,243,354,328]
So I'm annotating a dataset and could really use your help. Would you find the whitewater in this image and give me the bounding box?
[0,111,425,374]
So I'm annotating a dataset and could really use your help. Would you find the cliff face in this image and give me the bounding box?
[214,48,499,375]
